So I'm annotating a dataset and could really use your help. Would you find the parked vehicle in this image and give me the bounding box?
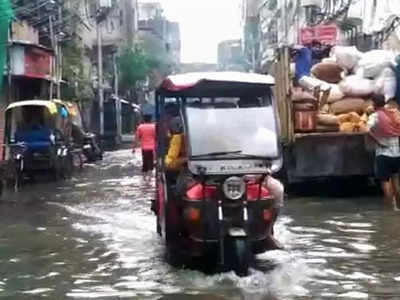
[64,100,103,163]
[81,132,103,162]
[154,72,282,276]
[3,100,74,190]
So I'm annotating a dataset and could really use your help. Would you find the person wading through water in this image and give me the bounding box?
[367,94,400,209]
[135,114,156,182]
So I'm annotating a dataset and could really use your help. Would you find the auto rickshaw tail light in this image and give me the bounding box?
[184,207,201,223]
[247,184,270,201]
[263,209,273,221]
[186,183,217,200]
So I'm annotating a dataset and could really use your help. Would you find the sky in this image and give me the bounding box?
[157,0,243,63]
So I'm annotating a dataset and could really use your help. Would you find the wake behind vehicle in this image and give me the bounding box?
[155,72,283,276]
[3,100,74,190]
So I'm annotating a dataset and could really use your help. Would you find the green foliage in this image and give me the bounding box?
[118,44,161,93]
[62,40,94,102]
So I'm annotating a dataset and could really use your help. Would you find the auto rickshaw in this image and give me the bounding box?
[57,100,103,163]
[154,72,283,276]
[3,100,74,190]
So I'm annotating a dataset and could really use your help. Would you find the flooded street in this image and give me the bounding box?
[1,150,400,300]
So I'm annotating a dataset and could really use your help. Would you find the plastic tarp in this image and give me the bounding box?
[186,106,279,158]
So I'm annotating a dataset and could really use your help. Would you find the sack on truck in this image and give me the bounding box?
[330,98,366,115]
[317,113,338,126]
[327,84,345,103]
[311,62,345,83]
[291,87,317,102]
[339,76,375,97]
[357,50,396,79]
[331,46,362,71]
[374,67,397,101]
[293,102,317,111]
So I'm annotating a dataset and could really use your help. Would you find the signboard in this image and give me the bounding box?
[24,47,52,79]
[298,24,338,45]
[10,44,53,80]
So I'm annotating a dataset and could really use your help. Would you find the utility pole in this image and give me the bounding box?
[97,12,104,137]
[49,15,54,99]
[113,50,122,145]
[57,4,62,99]
[96,0,112,138]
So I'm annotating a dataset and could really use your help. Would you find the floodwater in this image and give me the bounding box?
[1,150,400,300]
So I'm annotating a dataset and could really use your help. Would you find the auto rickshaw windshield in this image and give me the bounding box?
[185,95,279,159]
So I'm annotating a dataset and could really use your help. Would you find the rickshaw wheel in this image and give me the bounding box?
[225,237,250,277]
[165,195,181,244]
[64,155,74,179]
[51,163,61,181]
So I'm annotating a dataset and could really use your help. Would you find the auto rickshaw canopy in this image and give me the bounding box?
[157,72,275,98]
[6,100,58,115]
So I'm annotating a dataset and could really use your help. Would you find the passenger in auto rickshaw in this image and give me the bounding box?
[164,116,194,197]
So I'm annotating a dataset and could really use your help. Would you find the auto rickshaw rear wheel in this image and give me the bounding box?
[63,154,74,179]
[165,199,180,244]
[224,236,250,277]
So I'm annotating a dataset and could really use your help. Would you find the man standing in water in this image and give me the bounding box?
[368,94,400,209]
[135,114,156,181]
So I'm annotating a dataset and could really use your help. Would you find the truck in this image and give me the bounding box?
[273,47,375,184]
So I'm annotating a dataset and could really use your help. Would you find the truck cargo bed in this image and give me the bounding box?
[284,132,374,183]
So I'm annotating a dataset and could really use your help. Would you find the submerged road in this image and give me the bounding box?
[0,150,400,299]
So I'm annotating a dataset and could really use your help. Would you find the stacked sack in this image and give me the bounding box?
[309,46,397,133]
[292,87,318,132]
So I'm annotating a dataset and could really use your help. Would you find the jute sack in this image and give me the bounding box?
[337,112,361,124]
[311,62,344,83]
[293,102,317,111]
[327,84,345,103]
[331,98,366,115]
[363,99,374,115]
[339,122,356,133]
[291,87,316,102]
[317,113,338,126]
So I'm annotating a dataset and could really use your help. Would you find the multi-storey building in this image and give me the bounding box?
[217,39,245,71]
[138,1,181,72]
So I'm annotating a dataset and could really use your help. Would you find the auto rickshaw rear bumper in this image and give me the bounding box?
[178,234,273,258]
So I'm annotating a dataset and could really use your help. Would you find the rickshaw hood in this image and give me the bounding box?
[158,72,275,93]
[6,100,58,114]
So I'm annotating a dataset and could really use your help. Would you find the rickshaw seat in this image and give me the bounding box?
[15,128,53,151]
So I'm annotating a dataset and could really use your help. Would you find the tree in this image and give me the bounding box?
[61,0,94,103]
[118,44,161,98]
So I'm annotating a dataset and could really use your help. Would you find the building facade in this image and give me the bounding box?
[217,39,246,71]
[137,1,181,103]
